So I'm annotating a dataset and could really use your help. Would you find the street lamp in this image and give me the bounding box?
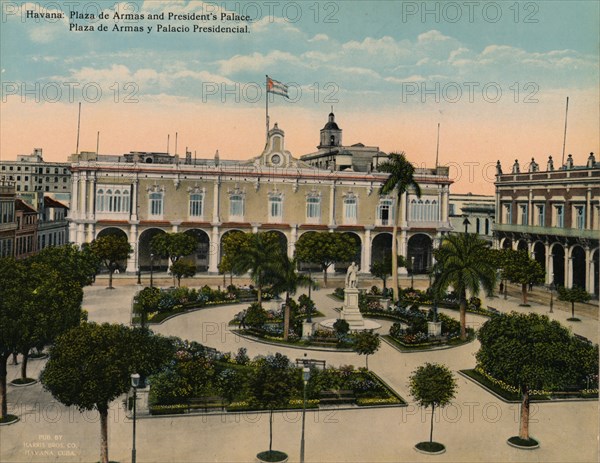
[150,254,154,288]
[410,256,415,289]
[136,267,141,285]
[130,373,140,463]
[300,364,311,463]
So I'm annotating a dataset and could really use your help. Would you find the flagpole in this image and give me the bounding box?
[435,122,440,168]
[561,96,569,166]
[265,75,270,142]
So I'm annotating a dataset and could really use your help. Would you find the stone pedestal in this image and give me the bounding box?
[302,321,315,340]
[379,298,391,310]
[341,287,365,329]
[428,321,442,337]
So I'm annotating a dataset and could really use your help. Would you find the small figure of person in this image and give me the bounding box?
[346,262,359,289]
[499,282,504,294]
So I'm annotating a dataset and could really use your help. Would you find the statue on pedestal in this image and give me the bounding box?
[346,262,359,289]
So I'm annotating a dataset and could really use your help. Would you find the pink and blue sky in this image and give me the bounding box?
[1,1,598,193]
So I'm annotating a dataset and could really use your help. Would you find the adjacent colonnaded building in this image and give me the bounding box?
[67,116,453,276]
[494,153,599,296]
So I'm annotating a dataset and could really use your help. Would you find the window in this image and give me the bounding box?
[343,195,357,224]
[503,203,512,224]
[96,187,130,213]
[476,218,481,234]
[410,198,439,222]
[229,194,244,218]
[377,198,393,225]
[575,206,585,230]
[306,196,321,221]
[537,205,545,226]
[189,193,204,217]
[449,204,455,216]
[555,205,564,227]
[519,204,528,225]
[485,219,490,235]
[149,192,163,216]
[269,194,283,221]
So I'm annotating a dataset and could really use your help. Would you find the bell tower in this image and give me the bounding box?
[318,111,342,149]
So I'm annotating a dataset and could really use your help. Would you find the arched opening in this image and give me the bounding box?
[501,238,512,249]
[371,233,392,267]
[407,234,433,274]
[263,230,288,256]
[96,227,129,273]
[517,240,528,252]
[138,228,168,271]
[551,244,565,287]
[334,232,362,273]
[533,241,545,274]
[220,229,245,264]
[183,229,210,272]
[571,246,586,289]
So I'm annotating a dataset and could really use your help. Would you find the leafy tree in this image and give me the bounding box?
[500,250,545,305]
[17,261,83,381]
[476,312,593,442]
[294,231,358,287]
[269,256,313,340]
[250,353,298,457]
[0,258,27,419]
[408,363,457,447]
[333,319,350,340]
[219,231,251,285]
[352,330,381,369]
[30,244,99,287]
[89,234,132,289]
[378,152,422,302]
[231,232,283,304]
[151,233,198,287]
[245,302,268,329]
[170,259,196,287]
[557,286,591,320]
[40,323,173,463]
[217,368,247,405]
[134,286,161,329]
[432,234,496,340]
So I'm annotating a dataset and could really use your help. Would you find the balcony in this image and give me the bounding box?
[494,223,598,240]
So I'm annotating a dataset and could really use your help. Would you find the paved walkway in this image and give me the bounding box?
[1,281,598,463]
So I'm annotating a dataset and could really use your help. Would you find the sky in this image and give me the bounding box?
[1,0,598,194]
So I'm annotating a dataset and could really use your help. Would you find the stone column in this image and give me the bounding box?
[288,225,297,258]
[87,173,95,221]
[566,252,573,288]
[328,183,336,227]
[71,172,79,220]
[585,247,593,294]
[209,226,220,273]
[131,180,138,221]
[128,224,139,273]
[363,227,373,270]
[545,243,553,285]
[212,178,220,223]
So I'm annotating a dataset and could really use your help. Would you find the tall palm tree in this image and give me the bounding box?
[378,152,422,302]
[270,256,314,340]
[432,233,496,340]
[232,232,282,305]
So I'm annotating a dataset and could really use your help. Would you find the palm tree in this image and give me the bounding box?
[378,152,422,302]
[431,233,496,340]
[232,232,282,305]
[270,256,314,340]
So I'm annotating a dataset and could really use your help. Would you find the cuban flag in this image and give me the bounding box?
[267,76,289,98]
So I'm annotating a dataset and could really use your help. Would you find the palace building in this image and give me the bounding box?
[67,120,453,276]
[494,153,599,296]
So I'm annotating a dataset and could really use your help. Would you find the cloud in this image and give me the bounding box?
[308,33,329,42]
[218,50,300,75]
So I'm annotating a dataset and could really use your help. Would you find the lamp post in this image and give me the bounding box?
[131,373,140,463]
[150,254,154,288]
[410,256,414,289]
[300,364,310,463]
[136,267,141,285]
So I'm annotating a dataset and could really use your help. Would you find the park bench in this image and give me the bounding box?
[188,396,225,412]
[319,389,355,405]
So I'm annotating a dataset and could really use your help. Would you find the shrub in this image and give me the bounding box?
[245,303,268,329]
[333,319,350,339]
[235,347,250,365]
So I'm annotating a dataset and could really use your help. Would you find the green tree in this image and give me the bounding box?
[231,232,283,305]
[40,323,173,463]
[170,260,197,287]
[294,231,358,287]
[352,330,381,369]
[500,250,545,305]
[378,152,422,302]
[408,363,457,448]
[219,231,251,285]
[432,234,496,340]
[250,353,298,459]
[134,286,161,329]
[89,235,132,289]
[0,258,27,419]
[333,319,350,340]
[244,302,268,329]
[557,286,591,321]
[476,312,592,443]
[17,260,83,381]
[151,233,198,287]
[30,244,99,287]
[269,256,313,340]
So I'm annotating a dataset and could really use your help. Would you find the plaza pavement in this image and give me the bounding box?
[1,276,598,463]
